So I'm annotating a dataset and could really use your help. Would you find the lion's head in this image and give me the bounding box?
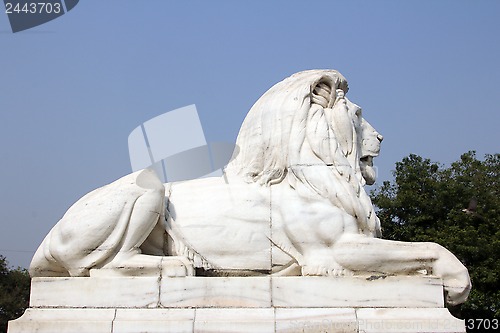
[226,70,382,185]
[225,69,383,236]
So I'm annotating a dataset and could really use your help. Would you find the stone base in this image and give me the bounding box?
[8,276,465,333]
[9,307,465,333]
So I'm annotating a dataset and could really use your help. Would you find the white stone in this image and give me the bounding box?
[9,307,465,333]
[160,276,271,307]
[113,309,195,333]
[26,275,445,310]
[356,308,465,333]
[271,276,444,308]
[193,308,275,333]
[30,277,160,308]
[9,274,465,332]
[8,308,115,333]
[275,308,357,333]
[165,177,273,271]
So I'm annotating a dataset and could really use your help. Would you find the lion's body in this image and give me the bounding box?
[163,172,357,275]
[161,70,382,276]
[30,69,471,305]
[164,176,274,272]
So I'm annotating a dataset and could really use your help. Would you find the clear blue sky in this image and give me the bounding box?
[1,0,499,268]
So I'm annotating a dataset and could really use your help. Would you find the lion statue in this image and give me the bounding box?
[30,70,471,306]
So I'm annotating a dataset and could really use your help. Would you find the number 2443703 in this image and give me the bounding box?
[5,2,62,14]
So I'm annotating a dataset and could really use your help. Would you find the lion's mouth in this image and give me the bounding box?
[360,155,373,166]
[359,155,377,185]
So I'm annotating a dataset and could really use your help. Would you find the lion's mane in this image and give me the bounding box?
[225,70,380,237]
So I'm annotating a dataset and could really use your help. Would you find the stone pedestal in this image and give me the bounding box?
[8,276,465,333]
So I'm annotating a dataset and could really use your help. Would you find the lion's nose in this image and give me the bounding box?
[377,134,384,142]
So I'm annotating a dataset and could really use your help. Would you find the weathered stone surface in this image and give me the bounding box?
[113,309,195,333]
[9,306,465,333]
[271,276,444,308]
[357,308,466,333]
[160,277,271,308]
[27,275,444,309]
[30,277,160,308]
[12,70,470,333]
[8,309,115,333]
[275,308,358,333]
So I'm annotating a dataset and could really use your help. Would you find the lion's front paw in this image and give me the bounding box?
[431,244,471,305]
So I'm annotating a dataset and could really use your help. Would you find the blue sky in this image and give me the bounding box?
[1,0,499,268]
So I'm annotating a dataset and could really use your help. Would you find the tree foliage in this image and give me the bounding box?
[0,256,30,333]
[371,151,499,320]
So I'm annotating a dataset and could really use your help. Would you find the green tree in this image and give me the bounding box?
[0,255,30,333]
[371,151,499,321]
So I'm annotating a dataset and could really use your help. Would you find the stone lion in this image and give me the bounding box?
[30,70,471,305]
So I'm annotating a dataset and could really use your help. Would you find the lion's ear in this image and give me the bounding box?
[311,80,335,108]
